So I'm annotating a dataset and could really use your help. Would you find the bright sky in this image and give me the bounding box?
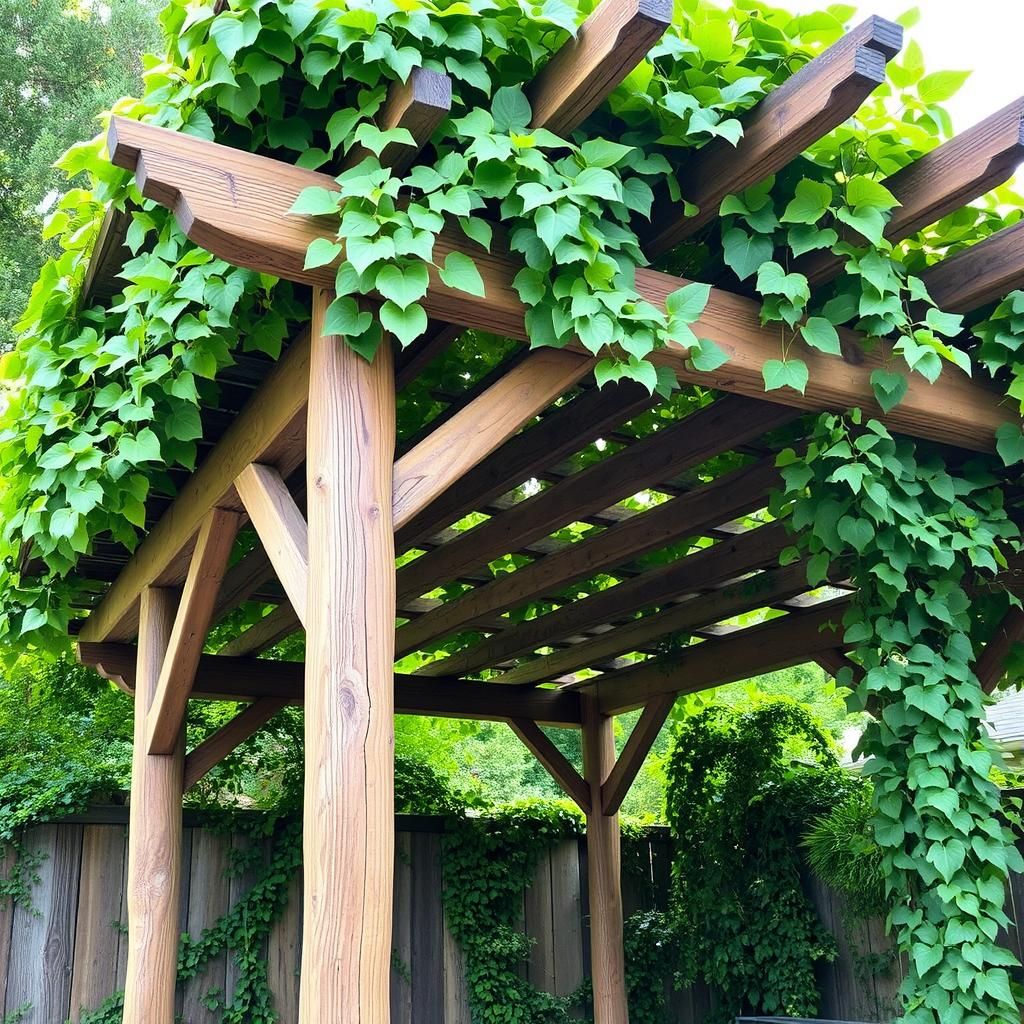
[785,0,1023,131]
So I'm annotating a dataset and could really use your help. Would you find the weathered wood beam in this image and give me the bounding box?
[146,507,240,755]
[508,718,591,811]
[393,349,592,531]
[78,643,584,726]
[396,379,653,552]
[340,68,451,175]
[581,694,629,1024]
[919,220,1024,314]
[235,463,309,627]
[398,458,781,659]
[213,544,277,621]
[601,694,675,816]
[78,326,311,644]
[526,0,671,137]
[800,97,1024,287]
[122,587,183,1024]
[80,204,133,308]
[593,599,849,714]
[414,517,791,679]
[183,697,288,790]
[218,603,300,657]
[976,607,1024,694]
[107,117,1016,452]
[641,17,901,257]
[491,556,808,686]
[396,395,797,604]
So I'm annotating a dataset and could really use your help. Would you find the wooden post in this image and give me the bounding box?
[122,586,184,1024]
[582,694,629,1024]
[299,289,396,1024]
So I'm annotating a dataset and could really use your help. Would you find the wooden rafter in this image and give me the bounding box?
[601,694,675,815]
[976,607,1024,694]
[218,604,300,658]
[146,507,240,754]
[107,116,1017,452]
[641,17,901,257]
[508,718,591,811]
[78,643,584,726]
[592,599,849,714]
[183,697,288,790]
[235,463,309,627]
[399,458,781,659]
[414,518,792,679]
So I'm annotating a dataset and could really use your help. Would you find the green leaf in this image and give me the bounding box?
[165,404,203,442]
[918,69,971,105]
[995,422,1024,466]
[690,338,729,372]
[665,282,710,324]
[762,358,808,394]
[781,178,834,225]
[871,369,909,413]
[304,237,343,270]
[580,139,633,168]
[375,263,429,310]
[837,515,873,553]
[380,300,428,347]
[459,217,493,252]
[492,86,532,133]
[691,19,734,62]
[722,227,774,281]
[438,252,486,298]
[846,175,900,212]
[800,317,841,355]
[209,15,246,60]
[289,187,340,216]
[323,296,372,337]
[534,204,580,254]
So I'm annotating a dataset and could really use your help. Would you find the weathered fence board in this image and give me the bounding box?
[3,812,1013,1023]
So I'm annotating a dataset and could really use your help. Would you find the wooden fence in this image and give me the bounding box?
[0,809,1013,1024]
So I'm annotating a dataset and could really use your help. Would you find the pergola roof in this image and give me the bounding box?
[63,2,1024,791]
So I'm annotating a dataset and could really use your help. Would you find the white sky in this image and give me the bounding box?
[785,0,1023,131]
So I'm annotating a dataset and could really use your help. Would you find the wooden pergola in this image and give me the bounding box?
[63,4,1024,1022]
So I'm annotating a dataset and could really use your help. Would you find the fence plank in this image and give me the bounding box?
[0,846,17,1013]
[525,849,556,992]
[267,867,302,1021]
[224,832,267,1007]
[115,826,129,991]
[550,840,584,1007]
[391,832,413,1024]
[69,826,126,1021]
[410,832,444,1023]
[182,829,231,1024]
[442,910,471,1024]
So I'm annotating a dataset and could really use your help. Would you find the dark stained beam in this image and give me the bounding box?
[976,607,1024,694]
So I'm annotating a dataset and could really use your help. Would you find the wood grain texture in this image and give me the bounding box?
[526,0,671,136]
[400,458,782,662]
[340,67,452,175]
[508,718,591,812]
[396,379,652,552]
[581,696,629,1024]
[601,695,675,816]
[107,117,1018,453]
[490,555,806,687]
[123,587,184,1024]
[799,96,1024,287]
[919,219,1024,313]
[299,289,396,1024]
[147,507,240,754]
[79,325,311,644]
[393,349,592,531]
[594,598,850,714]
[235,463,309,626]
[69,826,125,1021]
[550,840,585,1006]
[183,697,288,790]
[218,602,301,657]
[642,22,897,255]
[78,641,585,725]
[414,516,791,681]
[977,607,1024,694]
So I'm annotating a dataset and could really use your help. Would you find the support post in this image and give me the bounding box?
[299,290,396,1024]
[122,587,184,1024]
[582,694,629,1024]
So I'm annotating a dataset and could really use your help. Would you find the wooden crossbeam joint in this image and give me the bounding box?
[600,694,675,815]
[508,718,591,812]
[146,507,240,754]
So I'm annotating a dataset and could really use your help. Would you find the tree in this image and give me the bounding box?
[0,0,161,347]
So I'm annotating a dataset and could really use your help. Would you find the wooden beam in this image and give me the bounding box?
[122,587,182,1024]
[146,507,240,755]
[80,204,133,308]
[396,378,652,552]
[396,395,797,604]
[593,599,849,714]
[492,556,807,686]
[581,694,629,1024]
[218,603,301,657]
[78,326,311,644]
[977,607,1024,694]
[508,718,590,812]
[340,68,451,175]
[107,117,1016,452]
[414,516,791,680]
[919,220,1024,314]
[397,457,781,659]
[526,0,671,137]
[77,642,585,726]
[815,647,860,680]
[799,97,1024,287]
[393,349,592,531]
[601,694,674,816]
[213,544,277,621]
[641,18,900,257]
[235,463,309,627]
[183,697,288,791]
